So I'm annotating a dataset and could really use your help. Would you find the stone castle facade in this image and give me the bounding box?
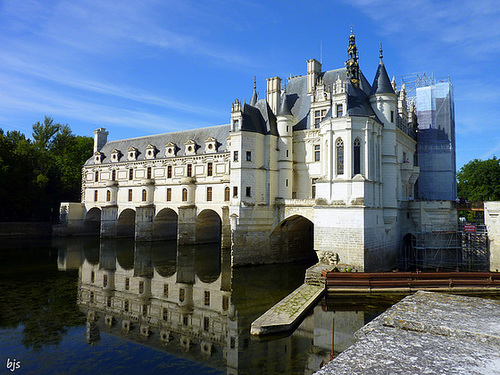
[58,32,457,271]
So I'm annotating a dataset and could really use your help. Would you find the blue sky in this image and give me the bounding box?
[0,0,499,170]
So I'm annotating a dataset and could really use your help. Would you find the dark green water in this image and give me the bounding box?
[0,237,399,374]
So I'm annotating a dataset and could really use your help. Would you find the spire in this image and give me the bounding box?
[277,92,292,117]
[370,42,395,95]
[250,75,258,106]
[345,27,360,88]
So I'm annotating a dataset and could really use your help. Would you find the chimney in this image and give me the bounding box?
[307,59,321,94]
[266,76,281,114]
[93,128,108,153]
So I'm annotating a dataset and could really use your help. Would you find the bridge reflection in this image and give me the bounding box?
[54,238,398,374]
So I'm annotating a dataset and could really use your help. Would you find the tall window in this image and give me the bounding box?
[111,170,116,181]
[233,119,239,131]
[179,288,185,302]
[391,110,394,123]
[187,164,192,177]
[314,145,320,162]
[166,188,172,201]
[125,277,129,290]
[207,162,213,176]
[233,151,239,162]
[142,189,147,201]
[246,151,252,161]
[207,187,212,201]
[336,138,344,174]
[204,291,210,306]
[354,138,361,175]
[246,186,251,197]
[182,188,188,201]
[167,165,172,178]
[224,187,230,201]
[147,167,152,179]
[94,190,98,202]
[128,189,132,201]
[103,274,108,287]
[106,190,111,202]
[95,171,99,182]
[163,284,168,297]
[129,168,133,180]
[139,281,144,294]
[336,104,343,117]
[233,186,238,198]
[314,109,327,127]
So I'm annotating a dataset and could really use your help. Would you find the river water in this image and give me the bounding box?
[0,237,401,374]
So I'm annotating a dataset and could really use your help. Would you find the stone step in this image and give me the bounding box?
[250,283,324,336]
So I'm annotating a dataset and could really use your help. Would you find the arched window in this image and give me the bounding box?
[353,138,361,175]
[336,138,344,175]
[106,190,111,201]
[224,187,230,201]
[142,189,147,201]
[182,188,188,202]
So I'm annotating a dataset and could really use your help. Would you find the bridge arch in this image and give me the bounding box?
[117,209,136,238]
[196,209,221,244]
[153,208,178,240]
[271,215,317,262]
[84,207,101,235]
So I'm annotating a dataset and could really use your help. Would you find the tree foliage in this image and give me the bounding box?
[0,117,93,221]
[457,157,500,202]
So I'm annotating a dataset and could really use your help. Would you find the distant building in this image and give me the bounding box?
[57,32,457,271]
[415,79,456,200]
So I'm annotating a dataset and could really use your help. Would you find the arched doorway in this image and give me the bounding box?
[153,208,178,240]
[271,215,317,262]
[399,233,416,271]
[117,209,136,238]
[84,207,101,235]
[195,210,221,244]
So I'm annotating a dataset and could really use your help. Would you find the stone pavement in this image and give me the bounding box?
[316,291,500,374]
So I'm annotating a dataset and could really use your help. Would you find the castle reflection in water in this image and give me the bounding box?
[55,238,394,374]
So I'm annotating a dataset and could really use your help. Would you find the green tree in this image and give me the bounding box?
[457,157,500,202]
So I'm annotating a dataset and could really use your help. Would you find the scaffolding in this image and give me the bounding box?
[400,224,489,271]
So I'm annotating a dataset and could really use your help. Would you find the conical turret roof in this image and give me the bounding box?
[277,93,292,117]
[370,44,395,95]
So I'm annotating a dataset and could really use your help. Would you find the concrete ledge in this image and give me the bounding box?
[316,291,500,374]
[250,283,324,336]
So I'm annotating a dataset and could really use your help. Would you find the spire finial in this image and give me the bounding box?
[250,75,258,106]
[346,26,359,88]
[379,42,383,60]
[253,75,256,90]
[350,24,353,35]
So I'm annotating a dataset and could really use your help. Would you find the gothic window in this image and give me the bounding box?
[207,187,212,201]
[147,167,152,179]
[166,188,172,201]
[314,145,320,162]
[142,189,147,202]
[224,187,230,201]
[167,165,172,178]
[207,162,213,176]
[187,164,192,177]
[182,188,188,201]
[336,138,344,174]
[336,104,343,117]
[354,138,361,175]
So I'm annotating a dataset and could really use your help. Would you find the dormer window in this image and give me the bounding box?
[165,142,177,157]
[145,144,157,160]
[94,151,104,164]
[110,149,121,162]
[336,104,343,117]
[128,147,138,161]
[233,119,239,132]
[204,137,218,154]
[314,109,327,128]
[185,139,197,156]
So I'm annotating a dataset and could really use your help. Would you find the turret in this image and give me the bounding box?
[230,99,242,132]
[277,93,293,199]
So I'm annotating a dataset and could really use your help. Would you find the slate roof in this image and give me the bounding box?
[85,124,231,165]
[370,60,395,95]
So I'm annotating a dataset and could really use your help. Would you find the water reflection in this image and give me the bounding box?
[51,237,401,374]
